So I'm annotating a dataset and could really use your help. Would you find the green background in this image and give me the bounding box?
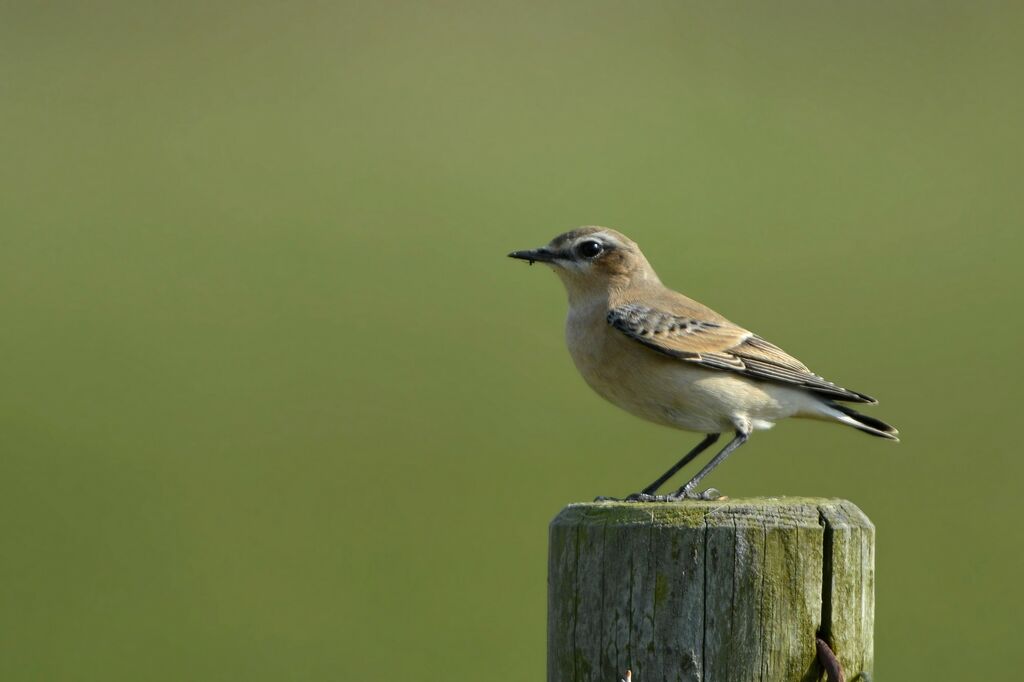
[2,1,1021,679]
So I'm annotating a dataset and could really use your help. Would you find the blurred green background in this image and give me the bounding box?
[1,1,1021,679]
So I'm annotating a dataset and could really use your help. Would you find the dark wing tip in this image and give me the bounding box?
[839,389,878,405]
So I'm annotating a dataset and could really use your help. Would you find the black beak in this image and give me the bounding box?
[508,247,559,265]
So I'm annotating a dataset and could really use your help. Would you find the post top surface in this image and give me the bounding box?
[552,496,872,530]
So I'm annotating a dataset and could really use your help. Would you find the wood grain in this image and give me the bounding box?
[547,498,874,682]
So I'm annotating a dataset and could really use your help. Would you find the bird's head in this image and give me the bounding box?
[509,227,660,301]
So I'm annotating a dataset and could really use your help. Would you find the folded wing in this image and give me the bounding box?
[607,303,876,403]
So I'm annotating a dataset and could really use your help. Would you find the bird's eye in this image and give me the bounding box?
[576,240,604,259]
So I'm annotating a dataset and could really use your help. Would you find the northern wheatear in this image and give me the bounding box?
[509,227,897,500]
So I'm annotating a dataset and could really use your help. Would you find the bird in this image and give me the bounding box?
[508,226,897,501]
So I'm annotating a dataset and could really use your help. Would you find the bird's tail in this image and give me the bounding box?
[825,402,899,441]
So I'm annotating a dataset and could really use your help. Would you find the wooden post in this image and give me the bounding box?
[548,498,873,682]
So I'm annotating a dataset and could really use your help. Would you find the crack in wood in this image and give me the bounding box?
[548,499,873,682]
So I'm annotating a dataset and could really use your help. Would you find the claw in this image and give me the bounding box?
[668,486,727,501]
[698,487,726,500]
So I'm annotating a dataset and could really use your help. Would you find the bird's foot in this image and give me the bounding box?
[596,488,726,503]
[667,486,727,501]
[625,492,669,502]
[595,492,670,503]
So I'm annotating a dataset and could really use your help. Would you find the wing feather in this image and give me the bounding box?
[607,303,875,404]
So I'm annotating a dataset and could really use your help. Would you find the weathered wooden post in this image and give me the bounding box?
[548,498,873,682]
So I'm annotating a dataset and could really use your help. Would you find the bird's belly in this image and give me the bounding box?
[569,334,810,433]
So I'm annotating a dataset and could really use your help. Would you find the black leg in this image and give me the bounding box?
[640,433,720,495]
[669,430,749,500]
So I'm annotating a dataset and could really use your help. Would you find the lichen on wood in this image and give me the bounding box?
[547,498,874,682]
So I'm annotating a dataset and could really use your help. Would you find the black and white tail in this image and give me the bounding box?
[826,402,899,441]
